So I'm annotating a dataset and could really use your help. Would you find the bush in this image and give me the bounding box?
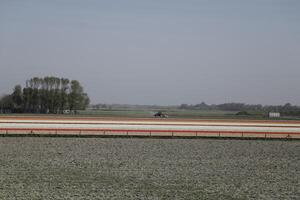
[236,111,250,116]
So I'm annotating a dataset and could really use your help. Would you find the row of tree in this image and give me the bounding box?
[179,102,300,116]
[0,77,90,113]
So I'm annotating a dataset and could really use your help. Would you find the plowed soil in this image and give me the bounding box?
[0,137,299,199]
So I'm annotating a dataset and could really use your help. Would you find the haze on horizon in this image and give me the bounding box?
[0,0,299,106]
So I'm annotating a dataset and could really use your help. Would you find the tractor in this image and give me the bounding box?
[153,111,168,118]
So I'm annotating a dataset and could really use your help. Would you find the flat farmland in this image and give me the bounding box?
[78,109,238,119]
[1,116,300,139]
[0,137,299,199]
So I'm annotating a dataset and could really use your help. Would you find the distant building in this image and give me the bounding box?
[269,112,280,118]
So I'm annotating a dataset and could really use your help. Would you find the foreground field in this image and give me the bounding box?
[0,137,299,199]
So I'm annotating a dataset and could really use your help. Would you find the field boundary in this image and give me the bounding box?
[1,116,300,124]
[0,128,299,139]
[1,121,300,128]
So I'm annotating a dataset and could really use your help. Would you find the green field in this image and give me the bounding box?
[2,107,299,120]
[78,107,281,119]
[78,109,239,119]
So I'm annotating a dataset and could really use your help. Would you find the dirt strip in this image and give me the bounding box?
[1,115,300,124]
[1,121,300,128]
[1,128,299,139]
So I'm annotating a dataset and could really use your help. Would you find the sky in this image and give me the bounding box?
[0,0,299,105]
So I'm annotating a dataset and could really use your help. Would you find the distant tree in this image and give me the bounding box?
[2,76,90,114]
[11,85,23,112]
[60,78,70,112]
[69,80,89,112]
[22,87,33,112]
[236,111,250,116]
[0,94,13,113]
[179,104,189,109]
[194,102,209,110]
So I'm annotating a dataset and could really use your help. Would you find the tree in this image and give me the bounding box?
[60,78,70,113]
[69,80,87,111]
[2,76,90,114]
[0,94,13,113]
[12,85,23,112]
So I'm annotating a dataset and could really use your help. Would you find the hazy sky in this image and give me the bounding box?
[0,0,299,105]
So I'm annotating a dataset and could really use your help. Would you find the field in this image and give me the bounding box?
[68,108,298,120]
[2,107,300,120]
[1,116,300,139]
[0,137,299,199]
[78,109,238,119]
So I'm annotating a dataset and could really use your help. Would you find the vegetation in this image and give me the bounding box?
[235,111,250,116]
[1,78,299,118]
[0,77,89,114]
[84,102,300,119]
[78,108,237,119]
[179,102,300,117]
[80,102,300,119]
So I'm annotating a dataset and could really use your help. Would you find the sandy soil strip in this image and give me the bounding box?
[1,116,300,124]
[1,119,300,127]
[1,122,300,133]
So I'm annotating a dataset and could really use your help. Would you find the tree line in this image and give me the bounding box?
[0,77,90,113]
[179,102,300,116]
